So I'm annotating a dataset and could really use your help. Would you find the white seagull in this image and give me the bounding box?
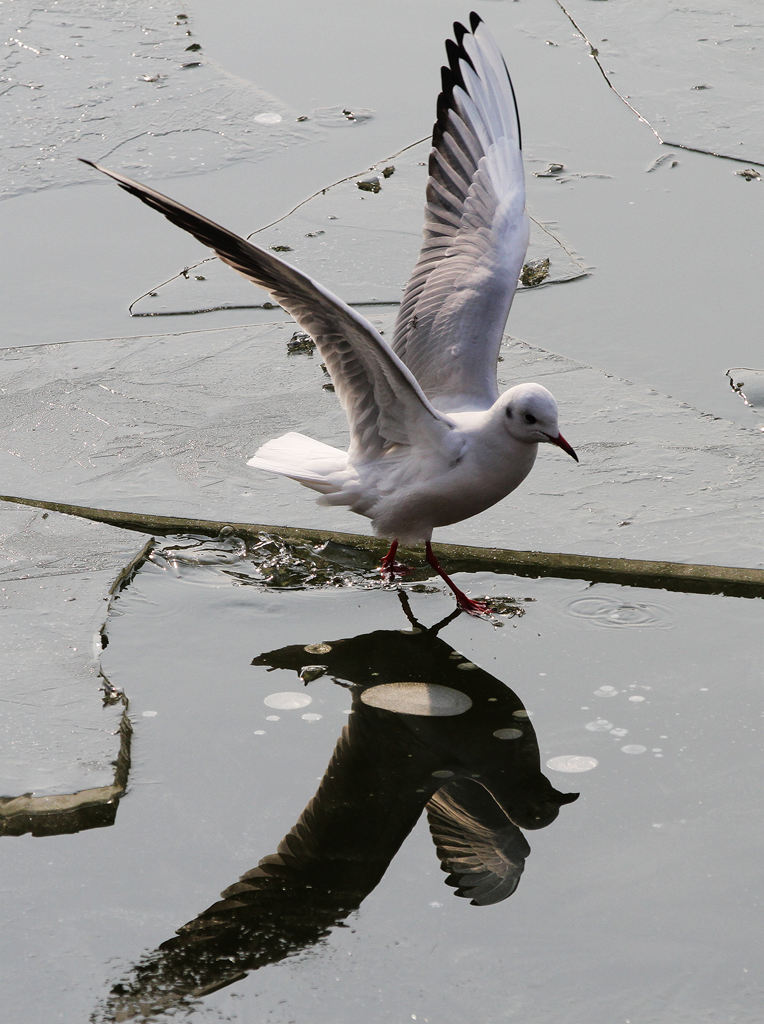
[82,12,577,616]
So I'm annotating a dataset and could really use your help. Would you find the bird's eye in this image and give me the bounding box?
[505,407,513,419]
[524,413,537,425]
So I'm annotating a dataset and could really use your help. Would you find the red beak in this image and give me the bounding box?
[549,432,578,462]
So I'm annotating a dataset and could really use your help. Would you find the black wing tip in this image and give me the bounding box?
[79,156,124,182]
[446,27,476,78]
[432,24,480,152]
[453,12,482,40]
[453,19,468,47]
[79,157,134,192]
[442,14,524,155]
[434,14,496,150]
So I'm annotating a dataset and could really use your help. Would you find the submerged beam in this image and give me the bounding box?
[1,493,762,599]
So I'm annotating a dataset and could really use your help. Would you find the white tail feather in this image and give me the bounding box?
[247,432,347,493]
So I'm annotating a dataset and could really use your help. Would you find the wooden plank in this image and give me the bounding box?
[3,494,762,599]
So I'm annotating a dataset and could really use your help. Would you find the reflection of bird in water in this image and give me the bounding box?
[97,597,577,1022]
[81,12,577,617]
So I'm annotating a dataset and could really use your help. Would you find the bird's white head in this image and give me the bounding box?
[499,383,578,461]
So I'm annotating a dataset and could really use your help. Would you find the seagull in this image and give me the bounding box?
[81,12,578,616]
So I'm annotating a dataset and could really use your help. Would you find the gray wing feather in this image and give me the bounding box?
[392,15,529,413]
[80,159,453,463]
[426,778,530,907]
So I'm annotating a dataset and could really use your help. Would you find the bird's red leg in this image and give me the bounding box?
[425,541,492,617]
[380,539,410,580]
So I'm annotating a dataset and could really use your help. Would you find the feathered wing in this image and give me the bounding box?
[80,159,454,464]
[426,778,530,907]
[392,13,529,413]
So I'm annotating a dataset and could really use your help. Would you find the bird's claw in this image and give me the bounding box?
[380,560,411,582]
[455,595,494,618]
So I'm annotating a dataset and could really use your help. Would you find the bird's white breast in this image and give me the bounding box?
[364,418,538,545]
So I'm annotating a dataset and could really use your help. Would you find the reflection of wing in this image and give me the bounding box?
[98,713,427,1021]
[100,618,579,1019]
[426,778,530,906]
[391,14,529,413]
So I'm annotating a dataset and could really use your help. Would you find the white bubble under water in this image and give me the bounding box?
[360,682,472,717]
[492,727,523,740]
[264,692,312,711]
[546,755,598,773]
[585,718,614,732]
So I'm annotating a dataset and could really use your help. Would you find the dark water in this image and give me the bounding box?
[6,536,761,1022]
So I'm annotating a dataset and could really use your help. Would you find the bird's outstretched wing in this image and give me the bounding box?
[80,159,454,463]
[426,778,530,907]
[391,13,529,413]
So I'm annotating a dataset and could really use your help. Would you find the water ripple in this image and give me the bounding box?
[566,595,672,629]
